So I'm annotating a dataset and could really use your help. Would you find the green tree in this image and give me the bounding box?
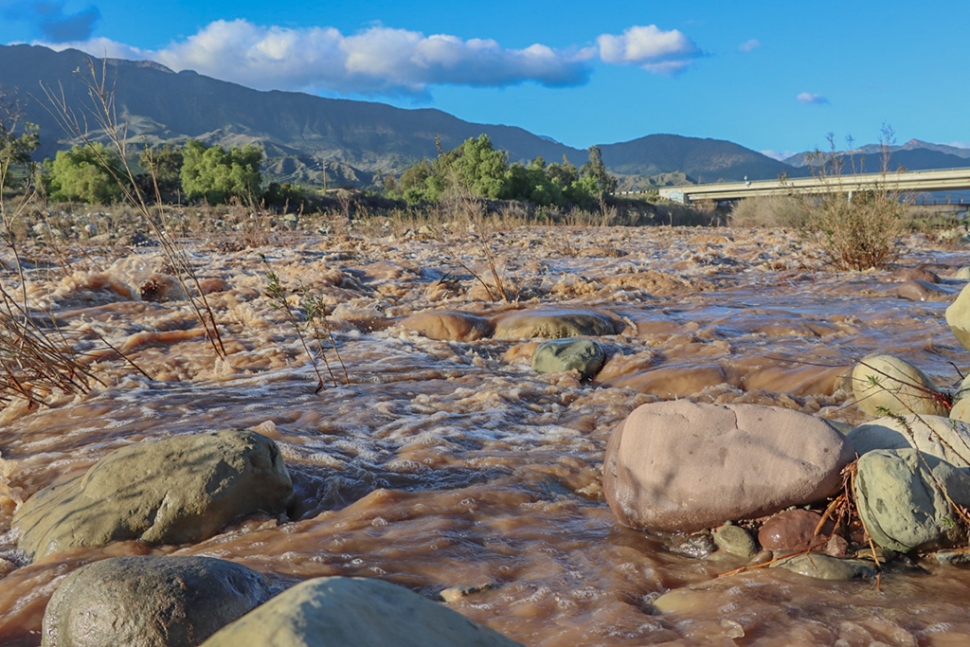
[180,140,262,204]
[451,134,509,198]
[138,143,184,202]
[46,142,125,204]
[0,89,40,190]
[580,145,618,198]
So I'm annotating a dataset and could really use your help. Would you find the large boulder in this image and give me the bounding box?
[531,338,606,380]
[947,282,970,351]
[14,429,292,560]
[42,556,271,647]
[199,576,524,647]
[603,401,855,533]
[848,415,970,468]
[398,311,493,342]
[849,353,947,417]
[854,449,970,552]
[492,308,622,340]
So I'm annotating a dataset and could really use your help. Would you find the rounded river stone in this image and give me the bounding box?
[14,429,293,560]
[42,555,271,647]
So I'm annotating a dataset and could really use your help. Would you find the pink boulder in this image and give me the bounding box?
[603,401,855,533]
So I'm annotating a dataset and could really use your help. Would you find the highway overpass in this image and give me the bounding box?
[656,168,970,204]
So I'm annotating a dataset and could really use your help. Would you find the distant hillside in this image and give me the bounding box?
[783,139,970,173]
[600,134,796,183]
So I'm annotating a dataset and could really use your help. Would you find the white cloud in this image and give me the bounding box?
[44,19,703,97]
[797,92,829,105]
[738,39,760,53]
[596,25,701,75]
[47,19,593,96]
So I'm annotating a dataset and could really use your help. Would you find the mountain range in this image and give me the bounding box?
[0,44,966,191]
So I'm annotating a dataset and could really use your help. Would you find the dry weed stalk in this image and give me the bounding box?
[41,57,229,361]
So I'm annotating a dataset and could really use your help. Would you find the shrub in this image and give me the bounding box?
[729,195,811,228]
[46,143,126,204]
[804,189,903,270]
[180,140,262,204]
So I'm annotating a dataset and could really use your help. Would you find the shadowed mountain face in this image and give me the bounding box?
[599,134,797,183]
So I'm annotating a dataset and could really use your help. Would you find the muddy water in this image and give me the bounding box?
[1,225,970,646]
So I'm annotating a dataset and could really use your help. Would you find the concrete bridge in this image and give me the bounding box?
[656,168,970,204]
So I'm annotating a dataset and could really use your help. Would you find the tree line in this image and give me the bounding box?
[2,118,617,210]
[387,134,617,210]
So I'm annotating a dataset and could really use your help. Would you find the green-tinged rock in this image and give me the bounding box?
[713,524,757,559]
[199,577,524,647]
[946,282,970,351]
[531,338,606,380]
[854,449,970,553]
[42,556,271,647]
[14,429,292,560]
[770,554,876,580]
[493,308,621,340]
[848,415,970,467]
[849,353,947,417]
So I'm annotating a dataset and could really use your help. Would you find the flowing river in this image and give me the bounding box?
[1,222,968,646]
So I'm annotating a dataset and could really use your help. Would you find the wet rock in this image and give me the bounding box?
[946,282,970,351]
[894,280,954,302]
[955,266,970,281]
[771,554,876,580]
[757,509,828,553]
[713,524,757,558]
[492,308,622,340]
[399,310,494,342]
[14,429,292,560]
[42,556,270,647]
[199,577,524,647]
[848,415,970,467]
[439,582,498,603]
[825,534,849,557]
[670,532,716,558]
[934,549,970,565]
[531,338,606,380]
[603,401,855,533]
[887,267,940,283]
[854,449,970,553]
[849,353,947,417]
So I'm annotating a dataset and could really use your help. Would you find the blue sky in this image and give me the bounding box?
[1,1,967,158]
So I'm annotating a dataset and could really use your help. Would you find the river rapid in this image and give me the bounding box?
[1,223,969,646]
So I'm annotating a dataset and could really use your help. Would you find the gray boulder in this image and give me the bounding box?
[849,353,947,417]
[603,401,855,533]
[199,576,524,647]
[14,429,292,560]
[493,308,621,340]
[848,415,970,467]
[854,448,970,552]
[531,338,606,380]
[42,556,271,647]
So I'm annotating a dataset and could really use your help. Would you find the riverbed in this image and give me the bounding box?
[1,222,968,646]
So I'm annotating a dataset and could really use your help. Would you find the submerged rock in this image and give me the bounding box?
[14,429,292,560]
[531,338,606,380]
[771,554,876,580]
[854,448,970,553]
[199,576,524,647]
[42,556,270,647]
[399,310,493,342]
[849,353,947,417]
[603,401,855,533]
[848,415,970,467]
[492,308,622,340]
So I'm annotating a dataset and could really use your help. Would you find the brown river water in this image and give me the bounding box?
[1,223,969,646]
